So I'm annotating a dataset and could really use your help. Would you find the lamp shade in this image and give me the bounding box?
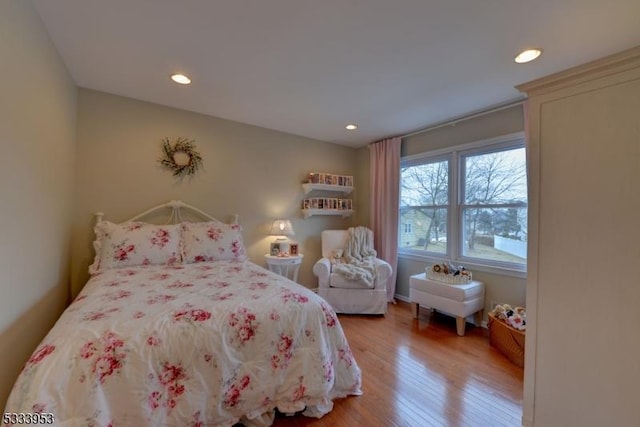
[269,219,294,238]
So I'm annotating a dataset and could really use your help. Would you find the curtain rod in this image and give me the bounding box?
[374,98,525,144]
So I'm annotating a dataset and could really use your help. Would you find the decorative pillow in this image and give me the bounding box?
[89,221,181,274]
[181,221,247,263]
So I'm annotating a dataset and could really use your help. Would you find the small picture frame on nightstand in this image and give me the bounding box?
[290,243,299,256]
[270,242,280,256]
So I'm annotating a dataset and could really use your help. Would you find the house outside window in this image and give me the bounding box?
[399,133,527,275]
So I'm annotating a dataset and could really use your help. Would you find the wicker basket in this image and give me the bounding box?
[426,269,472,284]
[487,313,525,368]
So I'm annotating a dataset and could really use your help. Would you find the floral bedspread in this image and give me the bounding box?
[3,261,362,426]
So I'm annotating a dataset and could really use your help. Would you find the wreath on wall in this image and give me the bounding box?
[158,137,203,177]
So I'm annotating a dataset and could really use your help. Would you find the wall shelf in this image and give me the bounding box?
[302,174,354,218]
[302,209,354,219]
[302,183,353,195]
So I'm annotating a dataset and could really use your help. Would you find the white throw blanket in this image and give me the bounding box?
[333,226,377,288]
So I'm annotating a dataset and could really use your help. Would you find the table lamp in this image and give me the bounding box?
[269,219,296,256]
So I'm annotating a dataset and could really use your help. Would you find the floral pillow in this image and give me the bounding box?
[181,221,247,263]
[89,221,181,274]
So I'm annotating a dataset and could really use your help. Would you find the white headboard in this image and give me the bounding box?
[95,200,239,225]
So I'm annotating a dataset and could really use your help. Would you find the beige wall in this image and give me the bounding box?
[401,104,524,156]
[71,89,358,297]
[396,105,526,315]
[0,1,76,408]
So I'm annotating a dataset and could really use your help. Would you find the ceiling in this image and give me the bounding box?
[33,0,640,148]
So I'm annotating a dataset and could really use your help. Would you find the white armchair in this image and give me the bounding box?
[313,230,392,315]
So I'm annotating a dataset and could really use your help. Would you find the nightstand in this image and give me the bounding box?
[264,254,303,282]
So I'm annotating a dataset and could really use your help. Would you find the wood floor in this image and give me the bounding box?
[273,301,523,427]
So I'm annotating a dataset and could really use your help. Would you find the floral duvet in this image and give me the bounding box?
[3,261,362,426]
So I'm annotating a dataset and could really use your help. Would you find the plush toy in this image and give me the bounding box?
[507,313,526,330]
[490,304,526,330]
[329,249,344,265]
[431,263,463,275]
[429,263,472,282]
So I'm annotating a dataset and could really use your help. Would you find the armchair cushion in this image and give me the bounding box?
[321,230,350,258]
[328,271,373,289]
[312,259,391,289]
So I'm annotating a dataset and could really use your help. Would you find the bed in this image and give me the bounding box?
[3,201,362,426]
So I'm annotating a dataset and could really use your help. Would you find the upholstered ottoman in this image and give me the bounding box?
[409,273,485,336]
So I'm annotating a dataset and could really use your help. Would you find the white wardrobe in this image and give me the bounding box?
[518,46,640,426]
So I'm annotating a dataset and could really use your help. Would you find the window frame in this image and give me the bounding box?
[398,132,527,278]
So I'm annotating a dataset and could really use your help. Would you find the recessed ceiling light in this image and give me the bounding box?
[170,73,191,84]
[515,48,542,64]
[345,124,358,130]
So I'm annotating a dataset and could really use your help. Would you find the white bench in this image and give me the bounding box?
[409,273,485,336]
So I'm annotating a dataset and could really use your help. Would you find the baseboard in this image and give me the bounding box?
[394,293,410,303]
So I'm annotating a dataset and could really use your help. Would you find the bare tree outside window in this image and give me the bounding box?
[400,159,448,253]
[463,147,527,261]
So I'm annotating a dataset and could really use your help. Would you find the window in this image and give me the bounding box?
[399,133,527,274]
[403,223,413,234]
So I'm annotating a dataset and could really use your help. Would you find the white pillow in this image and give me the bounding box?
[181,221,247,263]
[89,221,181,274]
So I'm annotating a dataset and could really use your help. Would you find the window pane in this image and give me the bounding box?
[462,207,527,264]
[400,159,449,255]
[401,160,449,207]
[464,147,527,205]
[399,207,448,254]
